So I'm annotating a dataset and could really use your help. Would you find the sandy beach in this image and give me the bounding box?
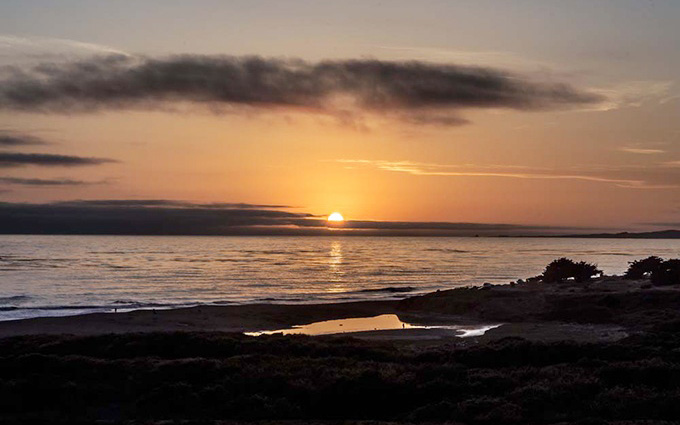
[0,275,669,342]
[0,300,398,338]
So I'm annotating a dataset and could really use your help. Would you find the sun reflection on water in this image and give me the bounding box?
[325,240,347,291]
[329,241,343,273]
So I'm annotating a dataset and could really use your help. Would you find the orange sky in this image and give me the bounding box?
[0,1,679,232]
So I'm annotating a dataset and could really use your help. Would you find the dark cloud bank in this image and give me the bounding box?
[0,55,603,122]
[0,200,576,236]
[53,199,292,209]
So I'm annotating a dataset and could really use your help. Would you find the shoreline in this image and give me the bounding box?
[0,300,399,338]
[1,274,671,343]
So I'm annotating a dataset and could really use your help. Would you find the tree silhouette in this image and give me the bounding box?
[651,259,680,286]
[542,258,601,283]
[625,256,664,279]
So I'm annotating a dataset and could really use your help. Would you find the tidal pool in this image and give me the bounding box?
[244,314,501,337]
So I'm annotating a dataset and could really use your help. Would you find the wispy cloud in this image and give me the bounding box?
[593,80,675,111]
[0,35,129,64]
[0,135,47,147]
[0,176,101,186]
[0,130,48,146]
[0,55,604,126]
[619,147,665,155]
[0,152,116,167]
[336,159,678,189]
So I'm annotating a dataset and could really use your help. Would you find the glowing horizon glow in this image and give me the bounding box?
[328,212,344,222]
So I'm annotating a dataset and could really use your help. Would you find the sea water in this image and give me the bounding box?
[1,235,679,321]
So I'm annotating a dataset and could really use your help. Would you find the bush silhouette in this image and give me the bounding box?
[651,259,680,286]
[542,258,601,283]
[625,256,664,279]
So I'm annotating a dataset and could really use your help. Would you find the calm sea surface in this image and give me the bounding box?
[1,235,679,321]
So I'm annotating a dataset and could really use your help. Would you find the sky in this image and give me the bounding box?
[0,0,679,235]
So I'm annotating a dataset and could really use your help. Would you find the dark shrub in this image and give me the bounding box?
[651,259,680,286]
[542,258,601,283]
[5,331,680,423]
[625,256,664,279]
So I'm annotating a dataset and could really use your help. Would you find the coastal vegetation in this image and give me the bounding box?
[536,255,680,286]
[2,326,680,424]
[541,257,601,283]
[399,257,680,327]
[625,256,664,279]
[625,256,680,286]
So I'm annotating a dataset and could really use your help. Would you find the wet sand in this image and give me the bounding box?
[0,300,398,338]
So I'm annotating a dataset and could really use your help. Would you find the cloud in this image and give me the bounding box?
[0,176,98,186]
[0,152,115,167]
[0,55,604,125]
[400,113,470,127]
[0,35,129,65]
[371,46,550,70]
[0,200,578,236]
[593,80,675,111]
[53,199,292,209]
[336,159,679,189]
[0,130,48,146]
[619,147,665,155]
[0,201,316,235]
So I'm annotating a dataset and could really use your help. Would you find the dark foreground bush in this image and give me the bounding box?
[651,259,680,286]
[625,256,664,279]
[542,257,602,283]
[623,256,680,286]
[2,331,680,424]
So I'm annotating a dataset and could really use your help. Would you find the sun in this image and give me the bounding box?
[327,212,344,222]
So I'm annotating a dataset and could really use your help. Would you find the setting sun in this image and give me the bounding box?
[328,212,344,222]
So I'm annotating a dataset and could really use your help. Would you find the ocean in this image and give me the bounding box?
[1,235,679,321]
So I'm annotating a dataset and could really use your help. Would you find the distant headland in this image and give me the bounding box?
[561,229,680,239]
